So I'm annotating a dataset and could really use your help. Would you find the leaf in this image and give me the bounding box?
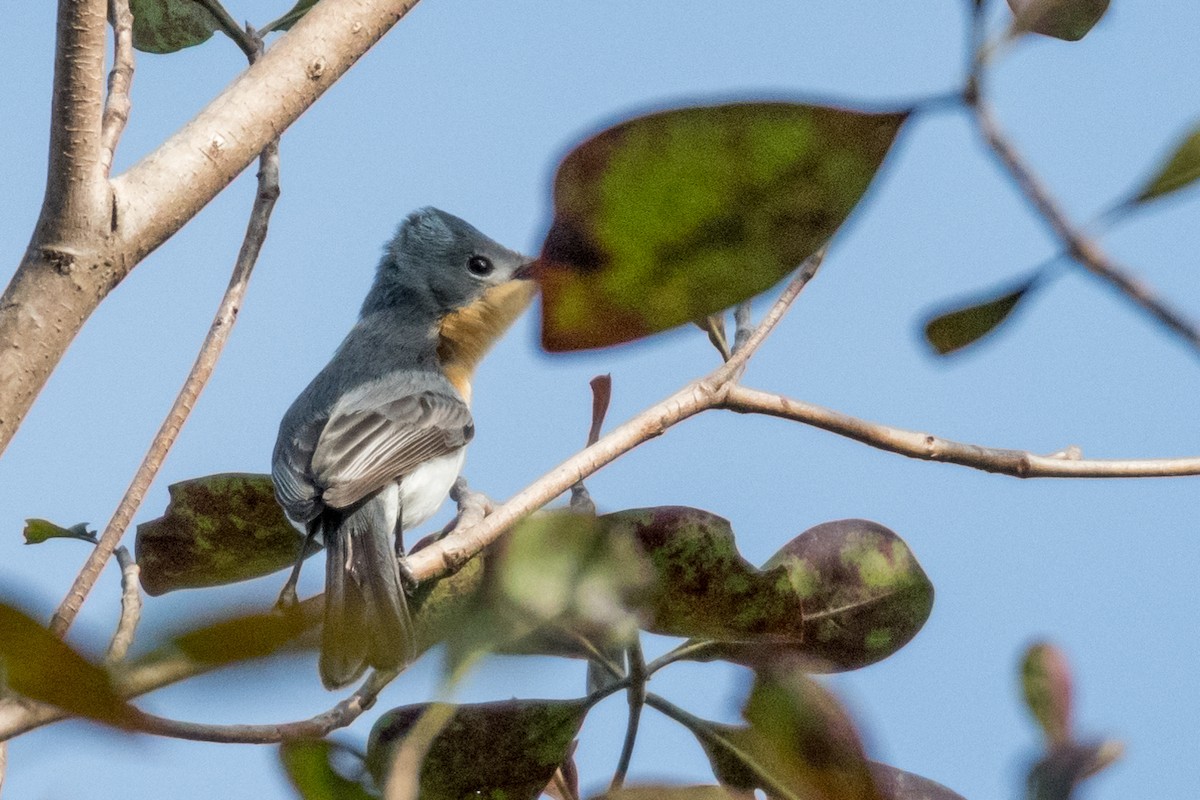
[741,667,882,800]
[534,102,908,350]
[1133,123,1200,203]
[0,600,137,728]
[761,519,934,672]
[923,278,1036,356]
[1007,0,1109,41]
[1021,641,1074,746]
[279,739,375,800]
[367,699,589,800]
[869,763,968,800]
[23,519,96,544]
[602,507,805,647]
[263,0,320,34]
[135,473,314,596]
[1026,741,1123,800]
[171,605,318,666]
[486,511,653,654]
[129,0,219,54]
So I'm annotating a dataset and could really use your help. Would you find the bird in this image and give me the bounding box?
[271,207,534,688]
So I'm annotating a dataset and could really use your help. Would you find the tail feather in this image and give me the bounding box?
[319,493,415,689]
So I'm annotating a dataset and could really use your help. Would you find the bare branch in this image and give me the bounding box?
[105,546,142,663]
[732,301,753,354]
[969,97,1200,354]
[38,0,110,243]
[0,0,425,458]
[50,141,281,636]
[99,0,134,176]
[129,669,396,744]
[720,384,1200,478]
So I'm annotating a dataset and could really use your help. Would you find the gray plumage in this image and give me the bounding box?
[272,207,529,688]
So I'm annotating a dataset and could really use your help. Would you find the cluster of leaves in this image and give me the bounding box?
[125,473,939,799]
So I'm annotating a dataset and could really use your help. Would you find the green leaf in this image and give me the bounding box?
[674,669,879,800]
[869,763,967,800]
[1021,641,1073,746]
[279,739,375,800]
[924,278,1036,356]
[23,519,96,544]
[0,600,137,728]
[135,473,314,596]
[535,102,908,351]
[1007,0,1109,41]
[741,667,881,800]
[762,519,934,672]
[171,604,318,666]
[367,699,589,800]
[129,0,219,54]
[1133,124,1200,203]
[488,511,653,653]
[602,507,805,648]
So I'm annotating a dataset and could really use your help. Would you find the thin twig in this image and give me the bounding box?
[968,96,1200,354]
[105,546,142,663]
[720,384,1200,478]
[130,669,395,744]
[194,0,259,59]
[645,639,722,675]
[609,639,646,791]
[50,139,282,637]
[99,0,134,176]
[732,302,754,354]
[570,375,613,514]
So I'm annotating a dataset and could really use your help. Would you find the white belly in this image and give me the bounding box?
[399,449,466,531]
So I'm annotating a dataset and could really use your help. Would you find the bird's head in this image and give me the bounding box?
[370,207,532,318]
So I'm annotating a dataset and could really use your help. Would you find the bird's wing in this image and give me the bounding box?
[273,414,327,524]
[310,389,474,510]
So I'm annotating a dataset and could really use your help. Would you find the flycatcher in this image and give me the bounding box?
[272,207,533,688]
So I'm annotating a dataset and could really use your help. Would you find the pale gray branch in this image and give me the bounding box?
[105,546,142,663]
[98,0,134,176]
[719,384,1200,478]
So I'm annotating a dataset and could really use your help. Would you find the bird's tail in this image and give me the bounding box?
[319,494,416,689]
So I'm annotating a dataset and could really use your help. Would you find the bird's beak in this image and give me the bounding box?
[513,259,538,281]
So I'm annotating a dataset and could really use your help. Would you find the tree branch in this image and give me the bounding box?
[37,0,110,244]
[719,384,1200,478]
[407,256,824,580]
[968,95,1200,354]
[0,0,425,458]
[105,546,142,663]
[50,141,281,636]
[129,668,396,744]
[98,0,135,177]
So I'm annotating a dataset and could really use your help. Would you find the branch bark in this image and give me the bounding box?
[0,0,424,458]
[719,384,1200,478]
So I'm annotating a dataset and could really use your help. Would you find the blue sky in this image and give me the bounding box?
[2,2,1198,798]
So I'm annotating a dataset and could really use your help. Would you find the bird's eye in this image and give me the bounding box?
[467,255,494,277]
